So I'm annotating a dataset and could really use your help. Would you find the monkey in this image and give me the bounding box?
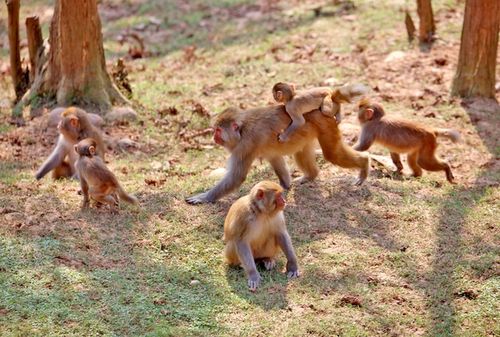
[223,180,299,291]
[186,85,370,205]
[353,99,460,183]
[74,138,138,210]
[272,82,369,142]
[35,107,106,180]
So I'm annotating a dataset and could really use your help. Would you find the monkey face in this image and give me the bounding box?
[213,122,241,149]
[274,191,286,210]
[75,138,97,156]
[59,116,80,140]
[253,181,286,213]
[273,90,284,103]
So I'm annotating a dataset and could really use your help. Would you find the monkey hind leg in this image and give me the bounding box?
[293,143,319,184]
[279,114,305,143]
[259,258,276,271]
[417,147,455,183]
[52,161,73,180]
[224,242,240,266]
[390,152,404,173]
[321,140,370,185]
[407,152,423,178]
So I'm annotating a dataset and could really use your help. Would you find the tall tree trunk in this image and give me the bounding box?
[451,0,500,99]
[16,0,128,116]
[417,0,435,44]
[26,16,43,84]
[6,0,28,104]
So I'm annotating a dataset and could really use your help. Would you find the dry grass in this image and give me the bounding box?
[0,0,499,336]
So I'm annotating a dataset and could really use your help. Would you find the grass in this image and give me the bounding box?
[1,0,499,336]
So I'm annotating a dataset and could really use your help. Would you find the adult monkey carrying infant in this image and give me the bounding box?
[186,84,370,205]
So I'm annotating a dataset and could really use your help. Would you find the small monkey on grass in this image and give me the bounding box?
[272,82,368,142]
[354,99,460,183]
[35,107,106,180]
[75,138,138,210]
[224,181,300,291]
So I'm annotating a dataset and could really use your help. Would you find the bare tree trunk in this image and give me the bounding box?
[6,0,28,104]
[26,16,43,84]
[451,0,500,99]
[16,0,129,116]
[417,0,435,44]
[405,11,416,42]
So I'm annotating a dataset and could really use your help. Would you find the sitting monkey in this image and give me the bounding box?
[75,138,138,210]
[272,82,369,142]
[224,180,300,291]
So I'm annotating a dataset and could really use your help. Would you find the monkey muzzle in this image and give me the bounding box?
[275,194,286,210]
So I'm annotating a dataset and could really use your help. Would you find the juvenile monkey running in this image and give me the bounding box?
[75,138,138,210]
[272,82,368,142]
[354,99,460,183]
[224,181,300,291]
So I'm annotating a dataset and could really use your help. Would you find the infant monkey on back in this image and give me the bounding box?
[272,82,369,142]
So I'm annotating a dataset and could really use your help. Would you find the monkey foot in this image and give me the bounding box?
[262,258,276,271]
[278,134,289,143]
[354,178,366,186]
[287,270,300,278]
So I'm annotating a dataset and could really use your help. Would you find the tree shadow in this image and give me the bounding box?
[424,99,499,336]
[0,187,231,335]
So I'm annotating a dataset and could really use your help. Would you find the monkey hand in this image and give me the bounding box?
[185,192,211,205]
[286,262,300,278]
[278,133,289,143]
[247,271,262,292]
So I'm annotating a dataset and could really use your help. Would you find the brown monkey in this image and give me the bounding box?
[354,99,460,183]
[74,138,137,210]
[272,82,369,142]
[224,180,299,291]
[186,85,370,204]
[35,107,106,180]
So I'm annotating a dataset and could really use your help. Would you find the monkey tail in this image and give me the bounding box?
[332,83,370,103]
[435,128,461,143]
[117,186,138,204]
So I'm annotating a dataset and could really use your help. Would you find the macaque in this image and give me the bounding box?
[186,84,370,205]
[272,82,369,142]
[74,138,138,210]
[35,107,106,180]
[354,99,460,183]
[224,181,299,291]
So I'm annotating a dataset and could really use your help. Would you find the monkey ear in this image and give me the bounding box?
[70,117,79,128]
[231,122,239,132]
[256,189,265,200]
[74,145,79,153]
[365,108,374,120]
[89,146,96,155]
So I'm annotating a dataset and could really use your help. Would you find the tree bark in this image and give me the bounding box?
[6,0,28,103]
[451,0,500,99]
[417,0,435,44]
[16,0,128,116]
[405,11,416,42]
[26,16,43,84]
